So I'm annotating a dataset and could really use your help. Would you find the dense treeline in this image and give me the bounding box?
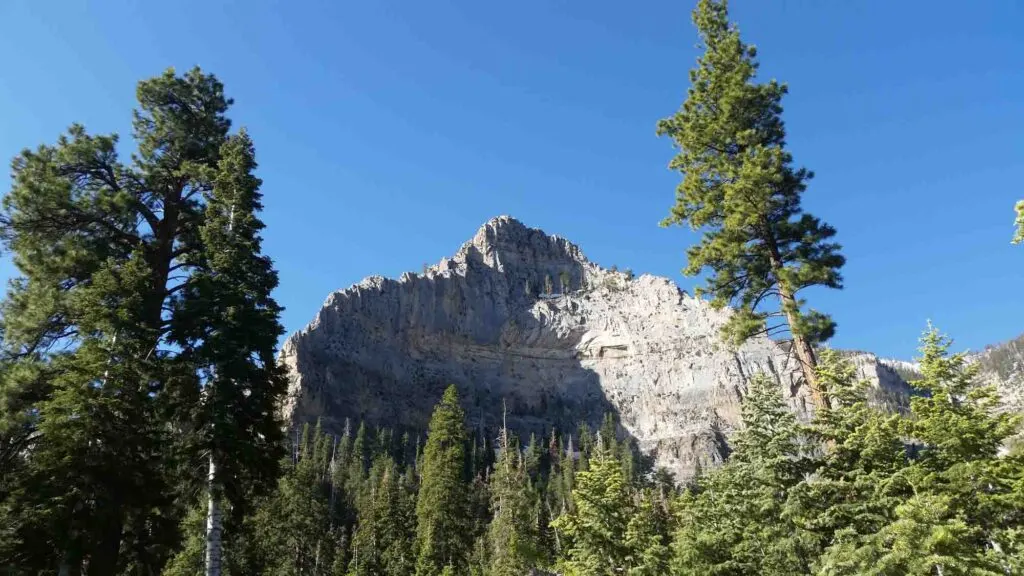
[168,387,654,576]
[165,333,1024,575]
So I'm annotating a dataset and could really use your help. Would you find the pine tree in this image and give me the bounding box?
[349,423,369,493]
[244,423,335,576]
[488,426,541,576]
[0,67,286,574]
[560,435,577,513]
[577,423,594,471]
[787,349,908,572]
[819,327,1024,574]
[348,456,415,576]
[524,432,542,480]
[168,128,287,576]
[414,385,471,576]
[671,375,817,575]
[623,490,671,576]
[161,504,208,576]
[656,0,844,409]
[551,435,633,576]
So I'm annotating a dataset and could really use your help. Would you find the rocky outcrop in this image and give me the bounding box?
[281,216,906,479]
[836,351,917,411]
[971,335,1024,418]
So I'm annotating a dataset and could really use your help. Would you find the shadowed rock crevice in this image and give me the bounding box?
[280,216,909,479]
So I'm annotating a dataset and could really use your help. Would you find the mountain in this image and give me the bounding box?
[972,334,1024,419]
[852,335,1024,416]
[281,216,912,479]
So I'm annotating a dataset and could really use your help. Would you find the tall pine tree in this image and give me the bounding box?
[414,385,471,576]
[551,435,633,576]
[656,0,844,409]
[168,128,287,576]
[0,68,286,574]
[348,456,415,576]
[488,425,541,576]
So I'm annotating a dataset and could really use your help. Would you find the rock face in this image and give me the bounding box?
[972,334,1024,415]
[281,216,904,479]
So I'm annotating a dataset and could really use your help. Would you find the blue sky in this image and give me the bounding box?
[1,0,1021,360]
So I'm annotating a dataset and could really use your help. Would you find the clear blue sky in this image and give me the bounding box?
[1,0,1021,360]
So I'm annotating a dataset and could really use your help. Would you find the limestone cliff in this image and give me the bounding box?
[281,216,905,479]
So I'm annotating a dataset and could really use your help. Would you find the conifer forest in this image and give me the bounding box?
[1,1,1022,574]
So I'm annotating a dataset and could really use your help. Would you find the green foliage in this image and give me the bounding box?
[349,457,415,576]
[244,423,337,575]
[551,438,633,575]
[487,429,541,576]
[810,330,1024,574]
[623,491,671,576]
[787,350,908,566]
[0,67,287,574]
[414,385,471,576]
[0,43,1020,576]
[161,505,207,576]
[1014,200,1023,244]
[169,128,288,511]
[656,0,844,354]
[672,375,817,575]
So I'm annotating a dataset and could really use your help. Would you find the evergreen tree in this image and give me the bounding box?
[576,424,594,471]
[623,490,671,576]
[163,503,222,576]
[348,457,415,576]
[245,423,335,576]
[349,423,369,491]
[524,432,542,480]
[488,427,541,576]
[551,436,633,576]
[168,128,287,576]
[671,375,816,575]
[560,435,577,512]
[787,349,908,573]
[414,385,471,576]
[330,421,354,531]
[0,68,285,574]
[818,327,1024,574]
[656,0,844,409]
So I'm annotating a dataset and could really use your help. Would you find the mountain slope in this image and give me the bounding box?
[281,216,909,479]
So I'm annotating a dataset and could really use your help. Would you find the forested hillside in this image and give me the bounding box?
[1,0,1022,574]
[172,337,1024,575]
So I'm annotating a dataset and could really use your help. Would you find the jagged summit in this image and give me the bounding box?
[280,217,905,479]
[451,215,590,271]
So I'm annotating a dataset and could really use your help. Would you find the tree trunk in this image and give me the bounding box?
[762,225,830,411]
[205,453,222,576]
[87,508,123,576]
[777,283,830,411]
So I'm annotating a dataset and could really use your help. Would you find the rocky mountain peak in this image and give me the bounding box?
[281,216,908,480]
[452,215,589,272]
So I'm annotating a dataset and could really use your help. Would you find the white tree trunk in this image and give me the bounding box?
[205,453,222,576]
